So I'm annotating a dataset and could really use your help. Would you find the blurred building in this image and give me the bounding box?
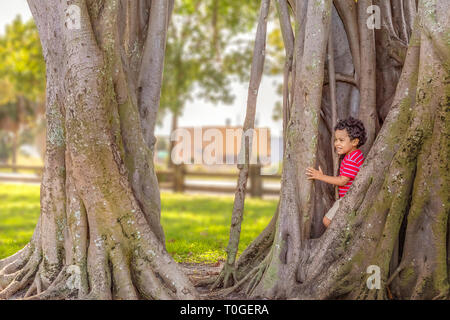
[170,126,271,167]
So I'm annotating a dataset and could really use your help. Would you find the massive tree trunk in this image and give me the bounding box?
[215,0,449,300]
[0,0,195,300]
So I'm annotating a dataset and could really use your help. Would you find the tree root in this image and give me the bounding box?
[0,237,198,300]
[0,247,42,299]
[207,248,272,299]
[208,261,269,299]
[0,244,32,271]
[109,246,139,299]
[207,263,237,291]
[244,262,267,296]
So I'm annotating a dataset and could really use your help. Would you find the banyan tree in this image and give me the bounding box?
[0,0,449,300]
[211,0,449,300]
[0,0,196,300]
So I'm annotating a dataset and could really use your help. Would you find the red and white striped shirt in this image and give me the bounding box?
[339,149,364,198]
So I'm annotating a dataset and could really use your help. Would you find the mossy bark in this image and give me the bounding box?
[223,0,449,300]
[0,0,195,300]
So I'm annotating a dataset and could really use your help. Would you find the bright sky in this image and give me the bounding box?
[0,0,283,139]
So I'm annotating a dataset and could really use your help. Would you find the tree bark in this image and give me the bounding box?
[208,0,271,290]
[220,0,334,299]
[219,0,449,300]
[0,0,196,300]
[357,0,379,154]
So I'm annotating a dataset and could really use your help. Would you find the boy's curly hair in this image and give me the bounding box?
[334,116,367,148]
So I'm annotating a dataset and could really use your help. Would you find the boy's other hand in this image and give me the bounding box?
[305,166,323,180]
[323,216,331,228]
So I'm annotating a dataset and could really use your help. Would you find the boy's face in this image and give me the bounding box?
[334,129,359,155]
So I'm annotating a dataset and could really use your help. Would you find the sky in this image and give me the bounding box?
[0,0,283,139]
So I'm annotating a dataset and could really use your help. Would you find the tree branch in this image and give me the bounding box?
[137,0,171,151]
[327,29,339,199]
[276,0,295,152]
[217,0,271,290]
[333,0,361,83]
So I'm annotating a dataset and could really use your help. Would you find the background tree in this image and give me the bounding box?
[211,0,449,300]
[0,16,45,165]
[160,0,262,166]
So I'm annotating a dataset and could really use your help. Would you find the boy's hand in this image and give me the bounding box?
[305,166,324,180]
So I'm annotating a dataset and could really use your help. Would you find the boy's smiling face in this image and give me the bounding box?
[334,129,359,155]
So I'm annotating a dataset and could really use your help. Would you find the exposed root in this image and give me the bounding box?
[133,258,174,300]
[0,246,78,300]
[24,266,73,300]
[0,244,32,271]
[386,262,406,286]
[244,262,268,296]
[207,250,272,299]
[193,274,216,288]
[204,205,277,293]
[85,243,112,300]
[24,273,40,298]
[0,272,21,293]
[0,248,42,299]
[207,263,237,291]
[1,218,198,301]
[109,246,139,299]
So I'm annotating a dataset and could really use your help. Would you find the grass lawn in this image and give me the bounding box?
[0,183,277,263]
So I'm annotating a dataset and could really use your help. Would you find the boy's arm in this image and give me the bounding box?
[305,166,350,186]
[314,174,349,186]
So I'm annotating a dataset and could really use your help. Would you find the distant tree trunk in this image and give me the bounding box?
[0,0,195,300]
[11,95,25,171]
[11,131,18,171]
[168,111,178,168]
[216,0,449,300]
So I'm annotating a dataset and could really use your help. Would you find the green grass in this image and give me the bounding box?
[0,183,277,263]
[161,192,276,263]
[0,184,41,260]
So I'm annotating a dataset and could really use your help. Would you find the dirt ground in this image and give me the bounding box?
[180,261,249,300]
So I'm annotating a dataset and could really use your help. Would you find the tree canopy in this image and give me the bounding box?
[0,15,45,163]
[159,0,261,122]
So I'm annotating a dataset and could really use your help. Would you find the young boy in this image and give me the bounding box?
[305,116,367,228]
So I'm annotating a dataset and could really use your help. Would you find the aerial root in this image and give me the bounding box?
[245,262,267,296]
[386,261,406,286]
[207,263,237,291]
[208,261,268,299]
[24,266,72,300]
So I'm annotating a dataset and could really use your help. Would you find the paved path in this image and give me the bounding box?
[0,174,281,199]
